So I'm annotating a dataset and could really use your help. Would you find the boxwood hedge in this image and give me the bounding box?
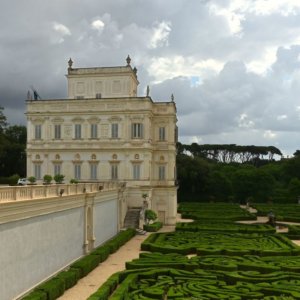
[88,203,300,299]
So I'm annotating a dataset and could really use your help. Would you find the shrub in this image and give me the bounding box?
[43,174,52,184]
[104,228,136,254]
[55,269,79,289]
[90,246,110,262]
[8,174,20,185]
[36,278,65,300]
[21,290,47,300]
[87,273,120,300]
[28,176,36,184]
[70,178,79,184]
[54,174,65,184]
[143,221,163,232]
[70,255,101,278]
[145,209,157,225]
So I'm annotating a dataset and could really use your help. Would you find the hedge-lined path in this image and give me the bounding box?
[58,225,176,300]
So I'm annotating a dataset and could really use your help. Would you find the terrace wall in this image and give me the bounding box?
[0,183,125,300]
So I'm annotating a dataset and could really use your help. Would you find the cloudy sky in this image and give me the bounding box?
[1,0,300,156]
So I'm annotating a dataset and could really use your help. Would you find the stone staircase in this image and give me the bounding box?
[124,208,142,229]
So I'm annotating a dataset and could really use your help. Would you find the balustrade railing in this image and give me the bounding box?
[0,181,124,203]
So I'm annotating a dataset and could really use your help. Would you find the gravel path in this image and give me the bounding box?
[58,225,175,300]
[57,233,149,300]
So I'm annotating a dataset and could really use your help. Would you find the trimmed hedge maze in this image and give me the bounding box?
[178,202,256,221]
[89,203,300,299]
[141,231,300,256]
[127,252,300,273]
[176,221,276,234]
[253,204,300,223]
[90,264,300,299]
[285,225,300,240]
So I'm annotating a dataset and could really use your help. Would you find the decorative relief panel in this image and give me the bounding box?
[101,124,109,137]
[64,125,72,138]
[156,107,168,112]
[51,104,67,111]
[52,117,64,123]
[107,103,125,109]
[112,80,121,93]
[76,82,85,94]
[95,81,103,93]
[130,102,146,109]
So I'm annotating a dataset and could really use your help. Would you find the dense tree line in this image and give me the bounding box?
[177,142,300,204]
[178,143,283,164]
[0,107,26,178]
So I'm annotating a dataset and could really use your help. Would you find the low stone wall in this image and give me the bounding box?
[0,182,117,203]
[0,182,125,300]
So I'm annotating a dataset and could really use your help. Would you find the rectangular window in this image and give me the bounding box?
[90,164,97,180]
[74,164,81,180]
[75,124,81,139]
[54,124,61,139]
[131,123,143,139]
[111,164,118,180]
[34,164,41,180]
[175,126,178,143]
[35,125,42,139]
[133,164,140,180]
[159,165,165,180]
[54,164,61,176]
[159,127,166,141]
[111,123,118,138]
[91,124,97,139]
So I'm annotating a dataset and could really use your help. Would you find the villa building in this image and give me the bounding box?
[25,56,178,225]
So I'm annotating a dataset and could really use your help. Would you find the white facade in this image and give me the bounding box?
[26,57,178,224]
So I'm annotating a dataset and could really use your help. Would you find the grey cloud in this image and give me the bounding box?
[1,0,300,154]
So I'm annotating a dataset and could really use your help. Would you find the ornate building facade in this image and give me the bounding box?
[26,57,178,225]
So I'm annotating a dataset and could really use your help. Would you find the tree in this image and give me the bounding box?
[177,153,211,200]
[145,209,157,225]
[0,106,7,133]
[5,125,26,144]
[293,150,300,157]
[232,167,275,203]
[287,178,300,202]
[206,171,233,201]
[282,155,300,182]
[0,125,27,177]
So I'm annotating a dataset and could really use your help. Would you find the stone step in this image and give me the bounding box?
[124,208,142,229]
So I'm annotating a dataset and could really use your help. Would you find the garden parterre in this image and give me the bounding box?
[141,231,300,256]
[89,203,300,299]
[253,204,300,223]
[178,202,257,221]
[176,221,276,233]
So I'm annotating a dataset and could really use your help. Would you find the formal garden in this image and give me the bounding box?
[87,202,300,300]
